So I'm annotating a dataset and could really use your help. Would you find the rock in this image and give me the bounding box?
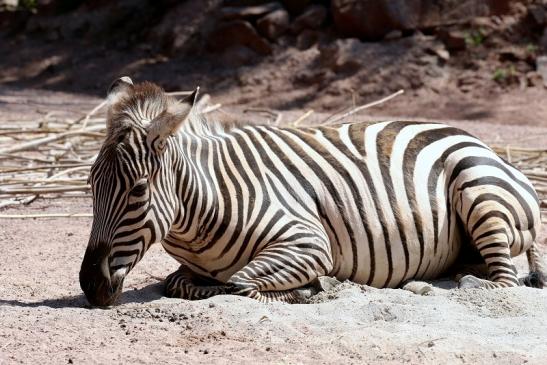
[220,2,282,20]
[208,20,272,55]
[528,4,546,27]
[256,9,289,40]
[290,4,327,34]
[437,29,467,51]
[431,47,450,61]
[281,0,311,15]
[402,281,433,295]
[149,0,222,54]
[526,71,543,87]
[331,0,514,40]
[383,30,402,40]
[498,46,528,63]
[319,38,365,74]
[312,276,342,292]
[296,29,319,50]
[331,0,394,40]
[536,56,547,87]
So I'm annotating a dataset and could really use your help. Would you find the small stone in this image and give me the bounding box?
[384,30,402,40]
[296,29,319,50]
[220,3,282,21]
[313,276,342,292]
[437,29,466,51]
[290,4,327,34]
[402,281,433,295]
[256,9,289,41]
[526,71,542,87]
[431,47,450,61]
[208,303,216,308]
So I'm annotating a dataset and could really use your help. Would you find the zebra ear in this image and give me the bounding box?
[107,76,133,106]
[146,88,198,155]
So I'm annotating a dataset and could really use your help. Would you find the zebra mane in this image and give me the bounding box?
[106,82,231,145]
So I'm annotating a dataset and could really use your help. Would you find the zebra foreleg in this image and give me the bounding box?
[226,241,334,303]
[164,265,230,300]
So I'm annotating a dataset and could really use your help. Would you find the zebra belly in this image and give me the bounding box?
[327,217,462,288]
[319,182,462,288]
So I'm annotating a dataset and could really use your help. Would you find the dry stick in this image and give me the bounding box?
[0,153,54,163]
[2,179,87,185]
[243,108,283,125]
[0,125,105,154]
[166,91,194,96]
[0,213,92,219]
[202,103,222,114]
[291,110,314,127]
[81,100,108,129]
[0,186,90,195]
[324,89,405,125]
[1,163,92,174]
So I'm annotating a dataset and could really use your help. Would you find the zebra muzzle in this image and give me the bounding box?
[79,246,125,307]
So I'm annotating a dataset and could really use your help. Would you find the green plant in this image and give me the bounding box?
[526,43,538,54]
[492,65,517,83]
[19,0,37,11]
[465,29,485,47]
[492,68,507,82]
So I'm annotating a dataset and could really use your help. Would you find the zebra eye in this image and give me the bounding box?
[130,179,148,197]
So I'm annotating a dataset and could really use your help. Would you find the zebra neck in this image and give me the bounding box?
[168,133,224,247]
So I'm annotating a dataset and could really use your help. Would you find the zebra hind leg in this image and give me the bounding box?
[455,184,529,289]
[457,233,520,290]
[164,265,231,300]
[521,242,546,289]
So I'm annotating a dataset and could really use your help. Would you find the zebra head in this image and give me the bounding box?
[79,77,197,306]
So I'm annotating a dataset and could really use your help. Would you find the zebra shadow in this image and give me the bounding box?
[0,282,166,309]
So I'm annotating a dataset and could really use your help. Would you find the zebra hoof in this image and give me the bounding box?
[458,274,484,289]
[402,281,433,295]
[522,272,545,289]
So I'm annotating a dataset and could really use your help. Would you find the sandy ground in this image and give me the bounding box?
[1,90,547,364]
[0,198,546,364]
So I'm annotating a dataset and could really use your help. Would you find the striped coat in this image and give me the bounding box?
[79,78,544,306]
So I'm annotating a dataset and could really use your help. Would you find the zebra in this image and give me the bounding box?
[79,77,545,306]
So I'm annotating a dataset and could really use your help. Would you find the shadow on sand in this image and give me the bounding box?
[0,282,166,309]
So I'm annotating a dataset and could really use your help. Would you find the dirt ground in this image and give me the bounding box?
[2,3,547,361]
[0,87,546,364]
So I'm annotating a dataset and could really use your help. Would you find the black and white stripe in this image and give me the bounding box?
[79,79,544,306]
